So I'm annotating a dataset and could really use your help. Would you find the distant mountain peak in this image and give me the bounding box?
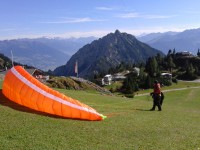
[53,30,164,78]
[114,29,121,35]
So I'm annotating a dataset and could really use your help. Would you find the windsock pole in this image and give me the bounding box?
[75,60,78,78]
[11,50,14,66]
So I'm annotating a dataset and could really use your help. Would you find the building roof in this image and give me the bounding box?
[25,69,37,75]
[0,68,42,76]
[161,73,172,76]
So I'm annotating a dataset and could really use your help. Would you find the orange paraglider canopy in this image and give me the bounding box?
[2,66,106,121]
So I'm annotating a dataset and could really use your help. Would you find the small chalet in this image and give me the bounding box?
[26,68,49,82]
[176,51,192,57]
[102,74,112,85]
[161,73,172,80]
[0,67,49,82]
[101,67,140,85]
[112,73,126,81]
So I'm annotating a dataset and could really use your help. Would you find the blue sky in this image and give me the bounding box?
[1,0,200,39]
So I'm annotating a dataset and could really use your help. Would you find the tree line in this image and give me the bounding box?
[98,49,200,96]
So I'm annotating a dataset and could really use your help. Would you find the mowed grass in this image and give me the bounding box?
[0,81,200,150]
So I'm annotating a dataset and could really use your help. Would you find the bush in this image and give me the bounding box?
[177,73,198,80]
[172,77,178,83]
[160,78,172,86]
[109,87,115,93]
[125,93,134,98]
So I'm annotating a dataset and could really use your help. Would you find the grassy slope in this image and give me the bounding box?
[0,81,200,150]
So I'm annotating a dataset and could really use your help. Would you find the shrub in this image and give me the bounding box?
[172,77,178,83]
[110,87,115,93]
[125,93,134,98]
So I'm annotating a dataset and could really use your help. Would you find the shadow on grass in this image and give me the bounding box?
[0,90,68,119]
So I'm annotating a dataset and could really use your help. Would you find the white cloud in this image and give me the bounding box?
[144,15,172,19]
[118,12,173,19]
[48,27,186,38]
[118,12,140,18]
[41,17,106,24]
[95,7,114,11]
[57,30,111,38]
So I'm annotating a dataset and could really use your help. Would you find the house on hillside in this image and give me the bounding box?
[112,73,126,81]
[161,73,172,80]
[161,73,172,78]
[26,68,49,82]
[176,51,192,57]
[113,68,140,81]
[102,74,112,85]
[0,67,49,82]
[101,67,140,85]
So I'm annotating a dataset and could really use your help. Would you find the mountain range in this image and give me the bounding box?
[138,28,200,54]
[53,30,164,78]
[0,37,96,71]
[1,27,200,72]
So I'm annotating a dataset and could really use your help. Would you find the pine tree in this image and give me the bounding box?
[172,48,176,58]
[197,49,200,57]
[185,63,196,80]
[138,68,147,88]
[167,56,176,73]
[123,75,134,94]
[167,49,172,57]
[145,75,153,89]
[146,57,159,77]
[156,53,164,70]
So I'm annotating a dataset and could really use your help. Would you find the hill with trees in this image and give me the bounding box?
[0,53,38,71]
[107,49,200,97]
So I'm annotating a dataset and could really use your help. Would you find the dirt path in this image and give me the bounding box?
[135,86,200,97]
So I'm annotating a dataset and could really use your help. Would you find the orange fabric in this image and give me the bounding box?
[2,66,103,121]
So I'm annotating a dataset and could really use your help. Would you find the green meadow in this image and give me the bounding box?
[0,81,200,150]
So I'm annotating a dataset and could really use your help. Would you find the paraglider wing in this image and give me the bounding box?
[2,66,106,121]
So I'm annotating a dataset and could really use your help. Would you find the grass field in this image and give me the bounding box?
[0,81,200,150]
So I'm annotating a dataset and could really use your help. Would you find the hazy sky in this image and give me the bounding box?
[1,0,200,39]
